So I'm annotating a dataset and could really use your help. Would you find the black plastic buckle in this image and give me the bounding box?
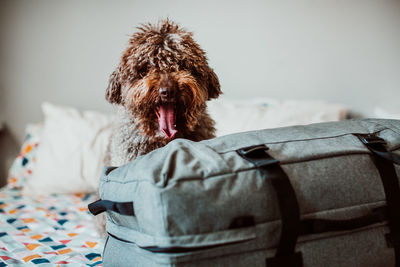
[357,134,386,146]
[237,145,279,168]
[88,199,107,215]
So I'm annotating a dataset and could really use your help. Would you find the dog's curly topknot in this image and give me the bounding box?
[106,19,221,105]
[105,19,222,166]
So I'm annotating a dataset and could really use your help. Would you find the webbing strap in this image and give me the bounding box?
[358,135,400,165]
[88,199,134,216]
[299,206,387,235]
[237,145,303,267]
[356,134,400,266]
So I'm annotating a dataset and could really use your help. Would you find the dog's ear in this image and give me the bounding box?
[106,68,122,104]
[205,68,222,100]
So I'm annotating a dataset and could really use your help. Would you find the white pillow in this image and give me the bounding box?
[373,107,400,120]
[23,102,114,196]
[208,98,349,137]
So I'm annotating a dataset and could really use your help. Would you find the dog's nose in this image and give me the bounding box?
[159,88,169,98]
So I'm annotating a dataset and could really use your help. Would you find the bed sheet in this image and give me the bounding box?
[0,187,103,266]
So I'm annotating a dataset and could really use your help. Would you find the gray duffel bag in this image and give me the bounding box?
[89,119,400,267]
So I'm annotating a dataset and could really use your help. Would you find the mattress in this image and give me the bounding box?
[1,123,104,266]
[0,187,103,266]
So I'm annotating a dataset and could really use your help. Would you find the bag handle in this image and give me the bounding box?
[88,199,134,216]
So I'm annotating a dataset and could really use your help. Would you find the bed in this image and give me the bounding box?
[0,99,349,266]
[0,189,102,266]
[0,123,103,266]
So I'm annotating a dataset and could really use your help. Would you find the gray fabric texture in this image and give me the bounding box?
[99,118,400,266]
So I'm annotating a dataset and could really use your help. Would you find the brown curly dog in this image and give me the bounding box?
[104,19,221,166]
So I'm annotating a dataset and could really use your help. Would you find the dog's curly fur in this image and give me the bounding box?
[105,19,221,166]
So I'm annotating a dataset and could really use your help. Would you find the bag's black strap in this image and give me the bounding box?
[299,206,387,235]
[356,134,400,266]
[237,145,303,267]
[88,199,134,216]
[357,134,400,165]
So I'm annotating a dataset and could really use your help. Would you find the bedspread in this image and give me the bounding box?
[0,187,103,266]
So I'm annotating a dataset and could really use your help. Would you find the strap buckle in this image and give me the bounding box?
[88,199,135,216]
[237,145,279,167]
[357,134,386,145]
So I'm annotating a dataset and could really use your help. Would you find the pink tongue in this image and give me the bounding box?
[157,103,178,139]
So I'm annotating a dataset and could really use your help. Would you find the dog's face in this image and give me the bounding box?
[106,20,221,140]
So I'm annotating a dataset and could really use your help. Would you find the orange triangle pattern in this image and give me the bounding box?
[67,233,78,237]
[58,248,72,255]
[85,241,97,248]
[31,235,43,240]
[25,243,41,251]
[23,254,41,262]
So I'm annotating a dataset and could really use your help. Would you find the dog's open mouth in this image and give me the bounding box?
[155,103,178,139]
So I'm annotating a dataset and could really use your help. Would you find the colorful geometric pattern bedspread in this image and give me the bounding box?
[0,187,104,266]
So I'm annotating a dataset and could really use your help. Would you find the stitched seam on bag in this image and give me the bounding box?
[377,126,400,151]
[368,119,400,151]
[159,189,168,237]
[296,222,388,246]
[300,200,386,219]
[140,240,259,264]
[158,151,385,185]
[107,221,256,244]
[215,129,388,154]
[110,236,259,264]
[371,120,400,138]
[101,151,378,184]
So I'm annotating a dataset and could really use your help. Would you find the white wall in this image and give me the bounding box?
[1,0,400,143]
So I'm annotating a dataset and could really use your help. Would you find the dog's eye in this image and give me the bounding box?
[137,65,149,78]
